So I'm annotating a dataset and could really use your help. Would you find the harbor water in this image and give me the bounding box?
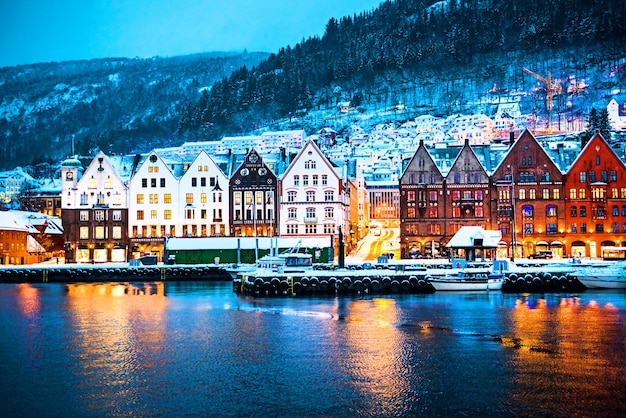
[1,281,625,417]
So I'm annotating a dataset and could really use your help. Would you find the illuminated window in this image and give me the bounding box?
[164,194,172,204]
[151,210,157,220]
[137,210,144,220]
[137,194,144,204]
[88,176,96,189]
[80,226,89,239]
[105,177,113,189]
[201,193,207,203]
[186,193,193,204]
[80,211,89,221]
[164,210,172,220]
[112,226,121,239]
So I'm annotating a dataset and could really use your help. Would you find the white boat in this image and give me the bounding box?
[575,262,626,289]
[429,268,504,291]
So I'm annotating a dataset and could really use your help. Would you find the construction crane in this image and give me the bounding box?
[522,67,562,133]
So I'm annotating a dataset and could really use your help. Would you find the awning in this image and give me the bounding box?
[497,241,507,246]
[536,240,549,246]
[550,241,563,246]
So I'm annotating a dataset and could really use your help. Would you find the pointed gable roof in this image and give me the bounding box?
[567,132,626,179]
[446,139,489,181]
[400,140,443,183]
[281,139,343,186]
[492,129,563,177]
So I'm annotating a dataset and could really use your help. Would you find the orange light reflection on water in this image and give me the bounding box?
[508,295,625,412]
[64,282,168,386]
[330,297,413,413]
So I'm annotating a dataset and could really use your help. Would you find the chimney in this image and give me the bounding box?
[509,131,515,148]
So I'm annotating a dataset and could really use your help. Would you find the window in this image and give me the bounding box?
[164,194,172,204]
[553,189,560,199]
[305,224,317,234]
[294,176,300,186]
[529,189,536,199]
[475,190,483,200]
[164,210,172,220]
[451,191,460,201]
[312,175,318,186]
[305,160,316,169]
[546,205,557,217]
[112,210,122,221]
[137,210,144,220]
[151,210,157,220]
[325,207,334,218]
[519,189,525,200]
[201,209,207,219]
[112,226,121,239]
[151,178,156,187]
[596,223,604,233]
[80,211,89,221]
[613,222,619,233]
[579,189,586,199]
[201,193,207,203]
[580,172,586,182]
[542,189,549,199]
[613,206,619,216]
[201,177,206,187]
[324,191,334,201]
[305,191,315,202]
[569,189,576,199]
[305,207,316,219]
[589,171,596,182]
[149,194,158,204]
[429,191,438,201]
[160,178,165,188]
[105,177,113,189]
[80,226,89,239]
[88,177,96,189]
[323,224,335,234]
[186,193,193,204]
[287,191,297,202]
[192,178,197,187]
[137,194,144,204]
[322,175,328,185]
[522,205,533,217]
[407,191,415,202]
[452,207,460,218]
[524,223,534,234]
[622,206,626,216]
[287,225,298,234]
[611,171,617,182]
[288,208,297,219]
[80,192,88,205]
[142,178,147,188]
[429,206,438,217]
[547,223,557,233]
[571,206,577,217]
[571,223,577,233]
[95,210,104,221]
[580,206,587,217]
[303,175,309,186]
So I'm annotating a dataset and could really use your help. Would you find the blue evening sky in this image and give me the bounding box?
[0,0,383,67]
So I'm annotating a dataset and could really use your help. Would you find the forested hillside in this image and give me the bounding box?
[179,0,626,137]
[2,0,626,170]
[0,52,268,169]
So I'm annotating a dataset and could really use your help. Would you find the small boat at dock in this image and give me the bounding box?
[574,262,626,289]
[428,268,504,291]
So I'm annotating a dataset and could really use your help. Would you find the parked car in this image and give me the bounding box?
[528,250,553,259]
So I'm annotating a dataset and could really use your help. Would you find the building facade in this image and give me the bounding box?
[230,149,278,237]
[279,140,348,241]
[61,153,129,263]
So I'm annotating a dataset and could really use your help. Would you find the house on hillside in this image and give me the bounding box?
[607,98,626,131]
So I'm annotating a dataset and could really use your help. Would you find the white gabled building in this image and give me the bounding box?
[178,150,229,237]
[279,140,348,240]
[127,151,179,259]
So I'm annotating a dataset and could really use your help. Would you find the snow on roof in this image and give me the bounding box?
[446,226,502,248]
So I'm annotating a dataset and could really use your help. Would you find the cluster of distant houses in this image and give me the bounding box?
[1,98,626,265]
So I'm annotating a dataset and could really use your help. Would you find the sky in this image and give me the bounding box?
[0,0,384,68]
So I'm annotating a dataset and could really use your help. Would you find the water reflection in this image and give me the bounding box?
[328,297,415,415]
[508,293,626,415]
[63,282,168,414]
